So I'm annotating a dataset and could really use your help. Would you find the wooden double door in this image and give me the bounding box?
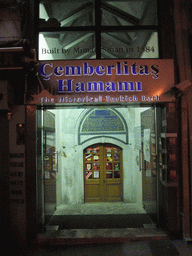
[84,144,123,202]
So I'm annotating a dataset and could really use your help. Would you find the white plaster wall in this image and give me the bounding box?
[52,108,84,205]
[50,106,145,206]
[116,107,135,203]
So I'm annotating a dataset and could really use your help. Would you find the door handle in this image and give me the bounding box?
[103,180,105,183]
[139,150,146,172]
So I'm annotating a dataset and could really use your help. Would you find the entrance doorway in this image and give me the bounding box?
[36,105,162,231]
[84,144,123,202]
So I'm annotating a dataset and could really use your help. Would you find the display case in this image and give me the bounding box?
[44,147,58,179]
[159,103,178,183]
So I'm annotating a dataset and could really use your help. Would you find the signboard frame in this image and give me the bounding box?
[27,59,175,104]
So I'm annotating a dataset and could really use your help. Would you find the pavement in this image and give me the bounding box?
[5,239,192,256]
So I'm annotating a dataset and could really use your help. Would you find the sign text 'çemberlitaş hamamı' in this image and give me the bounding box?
[34,59,175,104]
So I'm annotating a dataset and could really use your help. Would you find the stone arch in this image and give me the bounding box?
[78,107,129,145]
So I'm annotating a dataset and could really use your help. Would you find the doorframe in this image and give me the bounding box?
[33,102,182,238]
[155,105,162,226]
[26,105,38,240]
[36,107,45,232]
[175,80,192,238]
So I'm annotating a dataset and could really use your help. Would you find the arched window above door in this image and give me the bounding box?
[78,108,128,145]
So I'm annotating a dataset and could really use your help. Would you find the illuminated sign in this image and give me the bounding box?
[29,59,175,104]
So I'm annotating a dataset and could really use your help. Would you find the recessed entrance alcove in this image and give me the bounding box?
[50,107,143,206]
[37,105,157,229]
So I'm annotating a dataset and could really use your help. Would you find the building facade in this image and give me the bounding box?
[0,0,192,251]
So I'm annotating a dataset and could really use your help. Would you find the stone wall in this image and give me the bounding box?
[49,106,146,206]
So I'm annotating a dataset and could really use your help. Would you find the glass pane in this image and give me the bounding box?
[86,171,92,179]
[106,153,112,162]
[114,171,121,178]
[106,171,113,178]
[39,32,96,60]
[101,0,157,26]
[93,163,100,170]
[86,148,92,153]
[114,163,120,170]
[93,171,100,179]
[86,163,92,170]
[114,153,120,160]
[93,154,100,161]
[85,154,92,161]
[101,31,159,59]
[106,147,112,153]
[114,147,120,153]
[93,147,99,153]
[39,0,94,27]
[106,162,112,170]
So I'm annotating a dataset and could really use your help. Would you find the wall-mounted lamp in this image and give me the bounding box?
[7,111,12,120]
[16,123,25,145]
